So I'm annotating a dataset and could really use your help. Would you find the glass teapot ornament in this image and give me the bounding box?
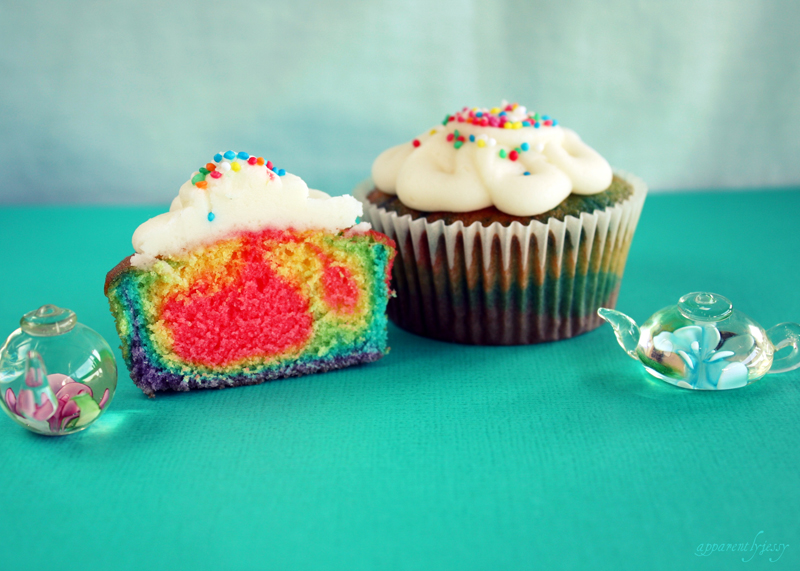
[598,292,800,390]
[0,305,117,435]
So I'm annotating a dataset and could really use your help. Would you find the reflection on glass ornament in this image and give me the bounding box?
[0,305,117,435]
[598,292,800,390]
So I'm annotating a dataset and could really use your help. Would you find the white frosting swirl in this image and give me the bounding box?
[131,154,362,268]
[372,106,613,216]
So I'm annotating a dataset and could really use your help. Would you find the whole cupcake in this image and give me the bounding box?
[356,102,647,345]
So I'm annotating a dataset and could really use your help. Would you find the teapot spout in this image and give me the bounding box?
[597,308,641,360]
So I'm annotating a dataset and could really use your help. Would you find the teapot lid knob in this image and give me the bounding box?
[677,292,733,322]
[20,304,77,336]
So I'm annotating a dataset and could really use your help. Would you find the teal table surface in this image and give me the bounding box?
[1,190,799,571]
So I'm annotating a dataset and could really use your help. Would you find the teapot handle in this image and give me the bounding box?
[767,322,800,374]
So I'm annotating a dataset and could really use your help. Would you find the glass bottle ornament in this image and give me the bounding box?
[0,305,117,435]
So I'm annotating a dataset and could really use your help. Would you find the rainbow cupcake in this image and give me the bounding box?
[357,103,646,345]
[105,151,395,396]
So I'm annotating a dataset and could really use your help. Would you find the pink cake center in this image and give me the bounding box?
[322,262,359,313]
[160,230,365,368]
[162,234,314,367]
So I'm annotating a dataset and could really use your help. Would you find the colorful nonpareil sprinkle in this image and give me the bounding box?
[410,104,559,162]
[190,151,286,189]
[186,151,290,223]
[443,103,556,131]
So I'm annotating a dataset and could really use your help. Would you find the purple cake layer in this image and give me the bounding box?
[127,323,383,395]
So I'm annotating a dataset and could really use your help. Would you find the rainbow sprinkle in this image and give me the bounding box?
[441,103,556,131]
[190,151,287,190]
[413,103,557,165]
[188,151,289,222]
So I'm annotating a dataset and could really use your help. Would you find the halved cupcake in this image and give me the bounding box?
[106,151,395,395]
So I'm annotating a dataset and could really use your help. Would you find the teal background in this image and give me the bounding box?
[1,190,799,569]
[2,0,800,204]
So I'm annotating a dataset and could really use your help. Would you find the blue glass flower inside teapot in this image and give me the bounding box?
[0,305,117,435]
[598,292,800,390]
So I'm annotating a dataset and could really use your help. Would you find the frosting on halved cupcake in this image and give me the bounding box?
[371,103,613,216]
[131,151,363,268]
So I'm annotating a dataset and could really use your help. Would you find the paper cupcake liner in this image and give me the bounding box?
[355,171,647,345]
